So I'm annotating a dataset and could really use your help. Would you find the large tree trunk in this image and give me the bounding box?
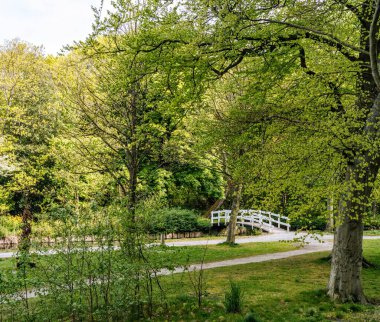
[327,215,365,303]
[327,157,378,303]
[226,182,243,244]
[128,164,138,219]
[326,11,380,300]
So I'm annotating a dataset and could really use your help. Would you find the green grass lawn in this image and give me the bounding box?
[0,241,298,272]
[158,239,380,321]
[149,241,298,266]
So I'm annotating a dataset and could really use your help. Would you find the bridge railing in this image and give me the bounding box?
[252,211,290,231]
[211,209,290,232]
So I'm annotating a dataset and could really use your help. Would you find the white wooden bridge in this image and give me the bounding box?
[211,209,290,233]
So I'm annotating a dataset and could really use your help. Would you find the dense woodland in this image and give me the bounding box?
[2,0,380,320]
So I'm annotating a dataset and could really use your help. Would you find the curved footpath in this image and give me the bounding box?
[0,231,325,259]
[159,243,332,275]
[1,232,380,259]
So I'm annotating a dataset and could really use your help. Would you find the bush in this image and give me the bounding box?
[289,215,327,231]
[196,217,212,232]
[0,215,21,237]
[0,225,10,238]
[148,208,210,234]
[224,280,244,313]
[364,216,380,230]
[32,221,55,238]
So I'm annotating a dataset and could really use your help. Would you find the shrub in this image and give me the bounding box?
[148,208,209,234]
[196,217,211,232]
[0,225,10,238]
[32,221,55,238]
[224,280,244,313]
[0,215,21,237]
[364,216,380,230]
[289,215,327,231]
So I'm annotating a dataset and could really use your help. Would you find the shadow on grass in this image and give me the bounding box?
[217,241,240,247]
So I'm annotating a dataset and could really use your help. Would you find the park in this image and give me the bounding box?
[2,0,380,321]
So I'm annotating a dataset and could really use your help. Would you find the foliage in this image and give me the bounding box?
[0,216,21,237]
[147,207,211,234]
[289,213,327,231]
[364,216,380,230]
[0,226,9,239]
[0,40,59,215]
[0,209,166,321]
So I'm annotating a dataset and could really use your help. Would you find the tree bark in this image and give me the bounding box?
[18,195,34,268]
[327,157,378,303]
[226,182,243,244]
[328,215,366,303]
[19,198,32,254]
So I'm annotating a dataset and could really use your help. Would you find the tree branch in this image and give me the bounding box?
[251,18,368,55]
[240,31,358,62]
[298,46,344,113]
